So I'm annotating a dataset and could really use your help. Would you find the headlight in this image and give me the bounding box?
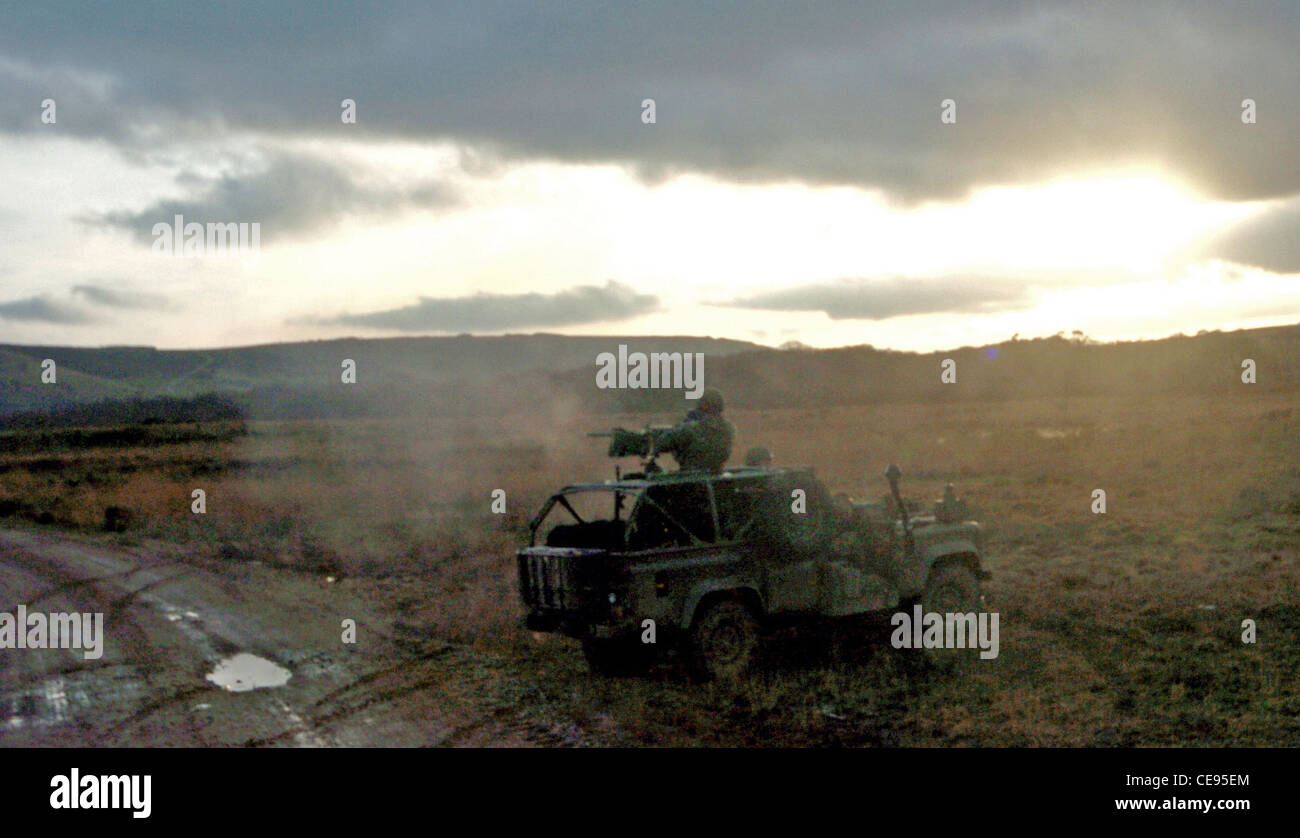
[608,592,617,604]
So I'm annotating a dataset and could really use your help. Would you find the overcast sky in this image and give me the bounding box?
[1,1,1297,351]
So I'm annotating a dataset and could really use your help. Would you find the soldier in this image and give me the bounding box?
[743,446,772,467]
[657,387,734,474]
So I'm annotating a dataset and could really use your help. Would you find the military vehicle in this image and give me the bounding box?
[517,429,990,680]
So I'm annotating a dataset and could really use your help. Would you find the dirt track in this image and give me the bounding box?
[0,528,535,747]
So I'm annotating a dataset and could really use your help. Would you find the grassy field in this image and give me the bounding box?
[2,390,1297,746]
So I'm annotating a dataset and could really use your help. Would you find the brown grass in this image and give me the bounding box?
[2,391,1297,745]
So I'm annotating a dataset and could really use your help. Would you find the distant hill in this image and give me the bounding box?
[0,334,759,418]
[561,323,1300,414]
[2,325,1296,426]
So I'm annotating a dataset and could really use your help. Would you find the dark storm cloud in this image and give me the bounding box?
[1200,199,1300,274]
[95,152,457,242]
[718,276,1035,320]
[0,296,93,324]
[1,2,1295,203]
[71,284,173,310]
[318,280,660,331]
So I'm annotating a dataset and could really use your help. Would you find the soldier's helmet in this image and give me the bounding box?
[744,446,772,467]
[697,387,725,416]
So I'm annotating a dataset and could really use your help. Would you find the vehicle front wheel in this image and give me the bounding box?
[918,564,985,671]
[689,599,761,681]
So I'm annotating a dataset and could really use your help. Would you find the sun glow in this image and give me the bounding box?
[597,167,1268,294]
[955,175,1261,275]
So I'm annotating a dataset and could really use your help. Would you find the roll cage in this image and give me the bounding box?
[527,469,791,550]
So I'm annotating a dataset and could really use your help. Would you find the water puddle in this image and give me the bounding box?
[205,654,292,693]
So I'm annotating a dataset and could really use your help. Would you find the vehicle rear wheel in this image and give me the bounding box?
[689,599,761,681]
[581,637,648,677]
[918,564,984,671]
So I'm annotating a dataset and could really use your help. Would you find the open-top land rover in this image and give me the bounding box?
[518,460,989,679]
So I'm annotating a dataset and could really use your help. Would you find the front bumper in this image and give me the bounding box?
[522,609,637,640]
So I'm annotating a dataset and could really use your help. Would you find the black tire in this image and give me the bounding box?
[918,564,985,671]
[581,637,648,677]
[689,599,761,681]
